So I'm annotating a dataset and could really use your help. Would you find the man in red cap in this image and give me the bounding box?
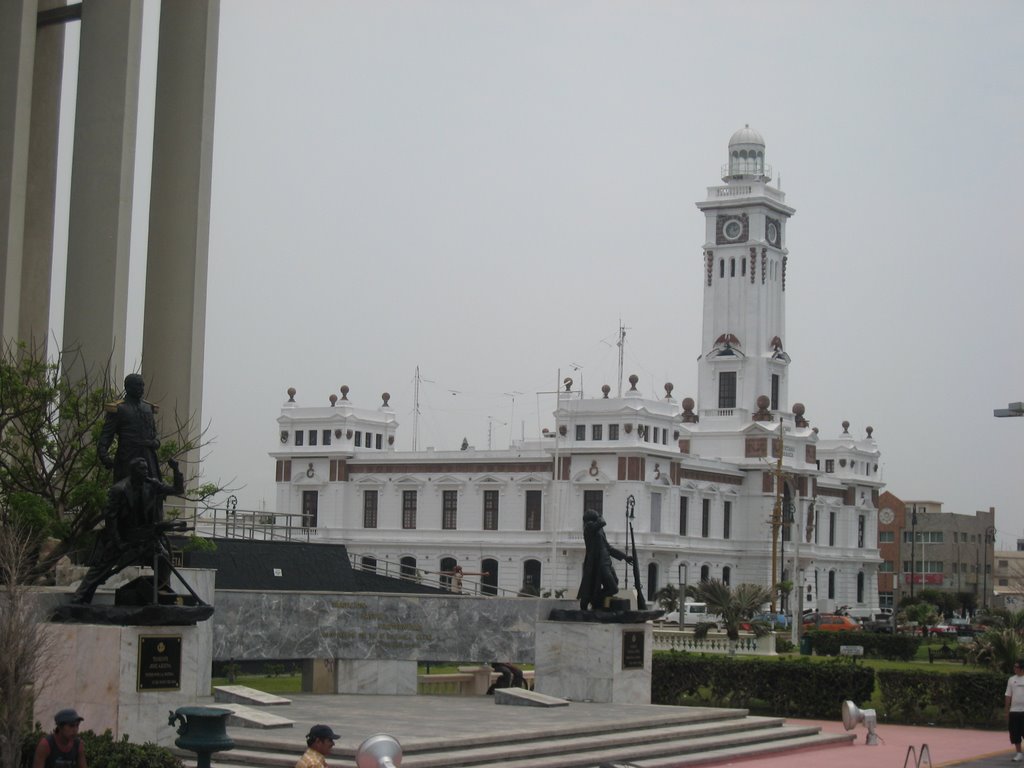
[295,724,340,767]
[32,708,87,768]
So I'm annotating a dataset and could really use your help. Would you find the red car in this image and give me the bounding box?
[802,614,862,632]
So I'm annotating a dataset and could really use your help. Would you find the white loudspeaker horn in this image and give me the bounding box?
[841,700,879,745]
[356,733,403,768]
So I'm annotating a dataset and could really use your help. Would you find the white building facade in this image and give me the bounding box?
[268,128,884,612]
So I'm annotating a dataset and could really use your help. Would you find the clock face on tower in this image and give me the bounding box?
[879,508,894,525]
[724,219,742,240]
[766,217,780,247]
[716,214,749,245]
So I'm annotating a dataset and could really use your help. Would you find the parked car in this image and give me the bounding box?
[949,617,982,637]
[859,613,895,633]
[929,623,958,637]
[803,614,862,632]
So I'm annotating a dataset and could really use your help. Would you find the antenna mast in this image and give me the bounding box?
[616,320,627,397]
[413,366,421,451]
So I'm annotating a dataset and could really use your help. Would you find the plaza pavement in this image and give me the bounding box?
[209,693,1011,767]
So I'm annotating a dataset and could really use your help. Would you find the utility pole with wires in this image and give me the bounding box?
[616,320,629,397]
[412,366,435,452]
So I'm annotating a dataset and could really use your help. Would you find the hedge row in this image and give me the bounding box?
[21,729,183,768]
[877,669,1003,727]
[805,630,921,661]
[652,651,874,719]
[652,651,1005,727]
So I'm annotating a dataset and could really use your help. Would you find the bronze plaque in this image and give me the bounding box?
[138,635,182,691]
[622,630,645,669]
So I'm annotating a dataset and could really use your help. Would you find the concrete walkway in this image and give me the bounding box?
[206,693,1010,767]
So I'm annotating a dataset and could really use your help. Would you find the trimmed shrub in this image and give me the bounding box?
[806,630,920,661]
[20,729,183,768]
[878,669,1003,726]
[652,651,874,719]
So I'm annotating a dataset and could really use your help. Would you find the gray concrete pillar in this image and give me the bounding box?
[62,0,144,377]
[142,0,219,448]
[21,1,68,346]
[0,0,37,342]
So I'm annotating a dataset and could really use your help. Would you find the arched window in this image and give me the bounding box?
[481,558,499,596]
[856,571,865,603]
[730,258,736,277]
[646,563,659,603]
[700,564,710,582]
[523,559,542,594]
[720,259,725,278]
[828,570,836,599]
[722,565,731,585]
[400,556,417,581]
[360,555,377,574]
[439,556,457,589]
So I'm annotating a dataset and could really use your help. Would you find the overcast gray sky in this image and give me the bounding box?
[125,1,1023,541]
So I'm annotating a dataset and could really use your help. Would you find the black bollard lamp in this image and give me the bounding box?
[168,706,235,768]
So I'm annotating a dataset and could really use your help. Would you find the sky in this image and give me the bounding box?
[57,2,1024,542]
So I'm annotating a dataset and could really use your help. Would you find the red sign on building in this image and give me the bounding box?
[904,574,944,585]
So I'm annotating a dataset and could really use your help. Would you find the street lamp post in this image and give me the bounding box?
[678,562,688,629]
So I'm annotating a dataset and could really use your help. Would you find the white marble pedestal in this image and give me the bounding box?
[33,569,215,747]
[534,620,653,704]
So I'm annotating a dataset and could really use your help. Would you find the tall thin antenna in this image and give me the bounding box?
[413,366,421,451]
[616,320,627,397]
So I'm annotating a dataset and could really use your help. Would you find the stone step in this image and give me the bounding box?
[220,703,295,729]
[175,714,851,768]
[494,687,569,707]
[214,685,292,706]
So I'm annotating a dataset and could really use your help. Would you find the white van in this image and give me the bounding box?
[660,602,722,626]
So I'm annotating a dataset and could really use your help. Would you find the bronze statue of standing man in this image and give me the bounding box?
[577,509,633,611]
[98,373,161,482]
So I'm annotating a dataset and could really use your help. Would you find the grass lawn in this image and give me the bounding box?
[211,673,302,695]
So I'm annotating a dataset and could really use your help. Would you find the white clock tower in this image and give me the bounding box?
[695,126,796,421]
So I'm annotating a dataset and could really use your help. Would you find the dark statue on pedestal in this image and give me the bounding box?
[550,506,663,624]
[53,377,213,625]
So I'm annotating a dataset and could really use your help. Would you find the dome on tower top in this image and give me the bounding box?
[729,124,765,148]
[724,124,771,181]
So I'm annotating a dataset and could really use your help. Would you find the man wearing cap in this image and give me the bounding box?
[32,709,87,768]
[296,724,340,767]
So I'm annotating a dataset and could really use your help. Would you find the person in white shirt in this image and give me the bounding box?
[1005,659,1024,761]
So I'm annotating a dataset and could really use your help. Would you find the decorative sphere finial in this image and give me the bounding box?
[601,384,610,399]
[340,385,350,401]
[287,387,296,402]
[628,374,639,391]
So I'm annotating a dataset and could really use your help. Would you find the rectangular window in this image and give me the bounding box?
[592,424,603,441]
[650,492,662,533]
[363,490,378,528]
[402,490,417,529]
[308,430,317,446]
[575,424,585,440]
[879,561,894,572]
[483,490,499,530]
[375,433,383,449]
[442,490,458,530]
[879,592,894,609]
[857,515,865,548]
[653,427,660,443]
[825,459,834,473]
[355,431,362,447]
[275,459,292,482]
[718,371,737,409]
[679,497,689,535]
[878,531,894,543]
[322,429,332,446]
[525,490,542,531]
[301,490,318,528]
[701,499,710,538]
[295,431,304,446]
[829,511,836,546]
[583,489,603,517]
[723,501,731,540]
[608,424,619,440]
[771,374,779,411]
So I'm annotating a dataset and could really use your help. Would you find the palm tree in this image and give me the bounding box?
[691,579,773,641]
[654,584,681,614]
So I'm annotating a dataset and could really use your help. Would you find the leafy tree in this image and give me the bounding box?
[690,579,773,641]
[0,341,226,573]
